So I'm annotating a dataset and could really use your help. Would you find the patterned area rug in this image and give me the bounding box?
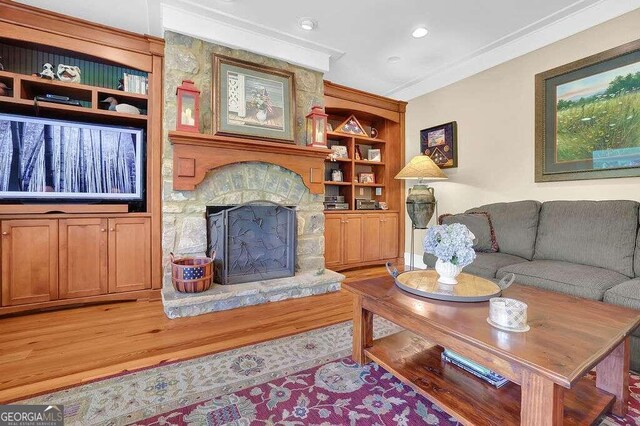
[21,318,640,425]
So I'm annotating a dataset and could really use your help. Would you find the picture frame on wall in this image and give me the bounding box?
[213,54,296,144]
[420,121,457,168]
[535,39,640,182]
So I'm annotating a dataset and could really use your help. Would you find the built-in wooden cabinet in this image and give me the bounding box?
[0,2,163,315]
[325,212,398,270]
[108,218,151,293]
[323,81,406,271]
[1,219,58,306]
[325,214,364,268]
[59,218,108,299]
[0,216,152,311]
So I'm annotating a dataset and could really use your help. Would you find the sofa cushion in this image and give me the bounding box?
[439,212,498,253]
[424,252,527,279]
[466,200,540,260]
[534,200,638,277]
[604,279,640,338]
[496,260,628,300]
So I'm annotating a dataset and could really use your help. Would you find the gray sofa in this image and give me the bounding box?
[424,200,640,372]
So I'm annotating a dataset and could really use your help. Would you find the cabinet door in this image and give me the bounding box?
[362,215,381,261]
[344,215,363,264]
[380,213,399,260]
[324,215,344,268]
[108,218,151,293]
[59,218,108,299]
[1,219,58,306]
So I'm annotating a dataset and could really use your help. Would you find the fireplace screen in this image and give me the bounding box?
[207,202,296,285]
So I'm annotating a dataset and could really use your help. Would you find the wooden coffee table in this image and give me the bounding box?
[344,276,640,425]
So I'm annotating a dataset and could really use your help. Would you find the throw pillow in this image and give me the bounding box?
[438,212,499,253]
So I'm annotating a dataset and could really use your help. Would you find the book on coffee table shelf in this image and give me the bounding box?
[442,349,509,388]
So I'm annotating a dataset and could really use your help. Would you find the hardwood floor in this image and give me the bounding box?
[0,265,397,403]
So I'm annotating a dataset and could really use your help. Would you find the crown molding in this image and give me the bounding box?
[387,0,640,100]
[160,0,343,72]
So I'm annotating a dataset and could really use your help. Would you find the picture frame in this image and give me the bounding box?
[213,54,296,144]
[330,145,349,159]
[368,148,381,162]
[420,121,457,168]
[358,172,375,184]
[535,39,640,182]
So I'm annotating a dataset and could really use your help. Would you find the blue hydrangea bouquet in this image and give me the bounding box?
[424,223,476,284]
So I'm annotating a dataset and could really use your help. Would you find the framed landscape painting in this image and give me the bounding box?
[420,121,457,168]
[213,55,295,143]
[535,39,640,182]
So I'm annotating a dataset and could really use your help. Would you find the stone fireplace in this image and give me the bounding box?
[161,31,342,318]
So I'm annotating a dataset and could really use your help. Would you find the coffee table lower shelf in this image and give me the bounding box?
[364,331,615,425]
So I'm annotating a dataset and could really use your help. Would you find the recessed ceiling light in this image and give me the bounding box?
[412,27,429,38]
[387,56,401,64]
[298,18,317,31]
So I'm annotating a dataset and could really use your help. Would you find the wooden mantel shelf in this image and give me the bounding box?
[169,131,331,194]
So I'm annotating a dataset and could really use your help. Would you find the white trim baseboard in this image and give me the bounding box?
[403,252,427,270]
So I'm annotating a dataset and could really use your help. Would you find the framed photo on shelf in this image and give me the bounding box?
[330,145,349,159]
[331,169,343,182]
[420,121,457,168]
[535,39,640,182]
[213,54,295,143]
[358,172,375,184]
[368,148,381,162]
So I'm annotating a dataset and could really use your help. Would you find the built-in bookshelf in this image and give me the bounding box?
[0,0,164,315]
[324,131,390,211]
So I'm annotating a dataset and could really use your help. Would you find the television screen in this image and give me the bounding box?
[0,114,144,201]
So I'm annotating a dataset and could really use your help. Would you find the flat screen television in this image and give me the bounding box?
[0,113,144,202]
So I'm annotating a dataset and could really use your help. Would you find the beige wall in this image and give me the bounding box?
[404,8,640,255]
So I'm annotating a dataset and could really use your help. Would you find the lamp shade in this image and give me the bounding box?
[394,155,448,181]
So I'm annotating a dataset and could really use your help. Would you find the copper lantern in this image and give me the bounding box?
[305,105,328,148]
[176,80,200,133]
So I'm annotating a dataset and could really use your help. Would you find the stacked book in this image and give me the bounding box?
[441,349,509,388]
[122,73,148,95]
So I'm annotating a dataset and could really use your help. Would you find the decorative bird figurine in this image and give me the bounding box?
[100,97,141,115]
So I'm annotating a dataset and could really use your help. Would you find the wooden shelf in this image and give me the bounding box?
[327,131,354,140]
[354,182,383,187]
[354,160,385,166]
[355,136,387,145]
[0,70,148,100]
[365,331,615,425]
[326,158,352,163]
[324,181,351,186]
[0,70,148,125]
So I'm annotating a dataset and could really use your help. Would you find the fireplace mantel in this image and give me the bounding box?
[169,131,331,194]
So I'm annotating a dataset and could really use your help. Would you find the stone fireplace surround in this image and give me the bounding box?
[162,135,343,318]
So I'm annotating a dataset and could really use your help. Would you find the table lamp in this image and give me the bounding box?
[395,155,448,269]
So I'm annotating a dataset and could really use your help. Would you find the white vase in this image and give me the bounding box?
[435,258,462,284]
[256,109,267,122]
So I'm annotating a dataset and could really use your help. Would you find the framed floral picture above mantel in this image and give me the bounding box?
[535,39,640,182]
[213,54,296,144]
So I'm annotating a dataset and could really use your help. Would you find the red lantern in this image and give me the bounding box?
[176,80,200,133]
[305,105,328,148]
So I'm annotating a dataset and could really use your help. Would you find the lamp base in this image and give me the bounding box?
[406,184,436,229]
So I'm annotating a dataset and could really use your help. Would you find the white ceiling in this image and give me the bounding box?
[15,0,640,100]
